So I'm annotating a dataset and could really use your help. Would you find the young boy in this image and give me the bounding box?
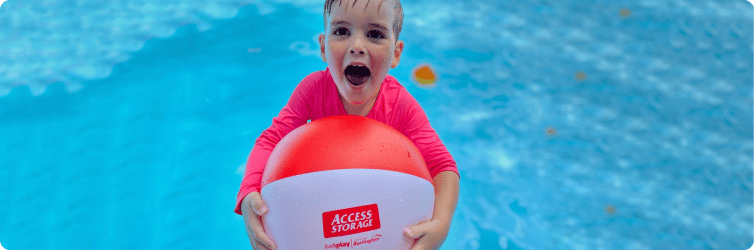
[235,0,460,249]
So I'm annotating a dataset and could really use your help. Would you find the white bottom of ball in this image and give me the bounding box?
[261,169,435,249]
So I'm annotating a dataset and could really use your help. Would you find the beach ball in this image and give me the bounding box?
[260,115,435,249]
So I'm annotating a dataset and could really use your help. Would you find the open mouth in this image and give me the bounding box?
[344,65,371,87]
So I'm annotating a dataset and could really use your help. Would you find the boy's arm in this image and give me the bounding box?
[432,171,460,226]
[403,170,459,249]
[234,71,321,215]
[394,90,461,224]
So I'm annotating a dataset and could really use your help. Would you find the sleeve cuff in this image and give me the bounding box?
[234,185,260,215]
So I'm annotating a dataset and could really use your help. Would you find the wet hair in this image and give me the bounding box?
[324,0,404,41]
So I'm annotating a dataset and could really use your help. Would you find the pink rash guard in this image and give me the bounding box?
[235,67,460,215]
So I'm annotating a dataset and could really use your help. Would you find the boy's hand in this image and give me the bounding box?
[241,192,277,250]
[404,219,450,250]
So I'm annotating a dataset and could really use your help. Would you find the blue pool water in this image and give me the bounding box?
[0,0,752,249]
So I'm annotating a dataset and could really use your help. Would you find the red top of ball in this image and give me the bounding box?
[261,115,433,187]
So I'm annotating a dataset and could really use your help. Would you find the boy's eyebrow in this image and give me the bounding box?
[330,20,388,30]
[331,20,350,26]
[369,23,388,30]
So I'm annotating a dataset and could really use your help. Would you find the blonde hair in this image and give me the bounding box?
[324,0,404,41]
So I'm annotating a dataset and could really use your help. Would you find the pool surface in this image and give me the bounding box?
[0,0,752,249]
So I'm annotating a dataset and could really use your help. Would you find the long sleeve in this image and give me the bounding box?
[397,94,460,180]
[233,72,318,215]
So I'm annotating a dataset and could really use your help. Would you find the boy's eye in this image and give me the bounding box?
[333,27,349,36]
[367,30,385,39]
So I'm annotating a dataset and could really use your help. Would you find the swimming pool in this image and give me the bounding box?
[0,0,752,249]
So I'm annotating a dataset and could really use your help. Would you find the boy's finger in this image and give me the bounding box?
[246,193,268,215]
[246,215,276,250]
[249,239,257,250]
[253,204,268,216]
[250,230,272,250]
[243,213,262,240]
[246,216,259,245]
[244,213,262,235]
[253,223,276,250]
[253,237,273,250]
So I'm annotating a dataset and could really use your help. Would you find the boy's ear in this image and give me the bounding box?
[391,40,404,68]
[319,33,327,63]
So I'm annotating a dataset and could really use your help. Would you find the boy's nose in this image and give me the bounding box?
[349,36,366,55]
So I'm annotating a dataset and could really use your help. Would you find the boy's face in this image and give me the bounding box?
[319,0,404,108]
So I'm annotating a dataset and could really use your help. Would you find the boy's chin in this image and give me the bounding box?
[344,96,368,105]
